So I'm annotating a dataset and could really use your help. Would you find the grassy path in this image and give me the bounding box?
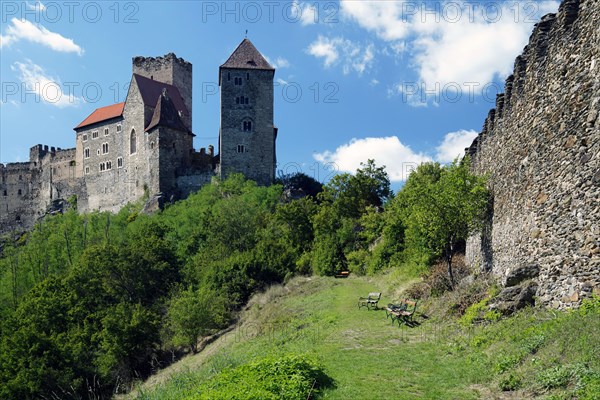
[126,275,600,399]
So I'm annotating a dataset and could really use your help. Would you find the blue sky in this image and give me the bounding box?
[0,0,559,186]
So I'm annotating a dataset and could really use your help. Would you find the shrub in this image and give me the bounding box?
[499,373,522,391]
[190,354,334,400]
[404,281,431,300]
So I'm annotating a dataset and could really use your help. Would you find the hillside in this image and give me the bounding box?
[123,274,600,399]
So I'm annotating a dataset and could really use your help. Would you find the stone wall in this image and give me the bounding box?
[466,0,599,308]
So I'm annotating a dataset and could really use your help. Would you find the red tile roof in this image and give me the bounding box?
[74,102,124,130]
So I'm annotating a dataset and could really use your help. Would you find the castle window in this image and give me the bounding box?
[245,97,249,105]
[18,189,22,195]
[237,145,245,153]
[102,143,109,154]
[99,162,106,172]
[228,72,231,81]
[104,128,109,136]
[92,131,99,139]
[130,129,137,154]
[235,77,242,86]
[116,124,122,133]
[150,141,155,150]
[242,120,252,132]
[247,73,250,80]
[106,161,112,170]
[85,166,90,174]
[84,148,90,159]
[83,134,88,142]
[117,157,123,168]
[236,97,240,104]
[2,190,6,196]
[19,175,22,181]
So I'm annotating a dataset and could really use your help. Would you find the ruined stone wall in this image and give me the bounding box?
[466,0,599,308]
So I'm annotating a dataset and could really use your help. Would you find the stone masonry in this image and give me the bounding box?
[0,40,277,234]
[466,0,599,308]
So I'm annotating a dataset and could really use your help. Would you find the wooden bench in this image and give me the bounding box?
[388,300,418,326]
[335,271,350,278]
[358,292,381,310]
[385,302,407,319]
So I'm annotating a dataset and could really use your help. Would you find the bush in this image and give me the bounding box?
[404,281,431,300]
[423,257,470,297]
[190,354,334,400]
[499,373,522,391]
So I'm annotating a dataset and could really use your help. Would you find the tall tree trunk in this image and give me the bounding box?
[446,241,455,290]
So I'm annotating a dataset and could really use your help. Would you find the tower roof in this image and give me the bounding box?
[145,88,193,135]
[74,102,124,130]
[133,74,189,117]
[220,39,274,71]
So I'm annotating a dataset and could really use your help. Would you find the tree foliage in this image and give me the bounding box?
[0,161,488,398]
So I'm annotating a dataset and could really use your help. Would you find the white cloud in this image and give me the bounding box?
[340,1,413,41]
[2,18,83,55]
[339,0,560,98]
[274,57,290,68]
[265,56,291,69]
[314,136,432,182]
[12,60,83,108]
[26,1,45,11]
[307,36,375,76]
[296,1,318,26]
[0,34,13,48]
[314,130,481,181]
[435,130,478,163]
[307,35,339,67]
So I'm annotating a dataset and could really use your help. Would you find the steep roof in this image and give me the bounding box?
[133,74,189,117]
[145,88,193,134]
[220,39,274,71]
[74,102,124,130]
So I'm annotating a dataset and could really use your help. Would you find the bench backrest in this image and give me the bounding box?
[404,300,418,312]
[368,292,381,300]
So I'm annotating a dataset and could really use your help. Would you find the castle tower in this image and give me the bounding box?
[132,53,193,131]
[219,39,277,186]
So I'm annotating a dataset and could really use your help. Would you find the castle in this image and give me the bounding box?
[0,39,278,233]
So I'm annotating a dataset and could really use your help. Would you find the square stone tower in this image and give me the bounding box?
[219,39,276,186]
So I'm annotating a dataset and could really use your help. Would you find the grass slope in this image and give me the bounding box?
[124,273,600,400]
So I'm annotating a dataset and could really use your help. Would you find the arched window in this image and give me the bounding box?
[242,120,252,132]
[17,189,22,195]
[130,129,137,154]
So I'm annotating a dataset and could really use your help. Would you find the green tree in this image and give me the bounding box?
[166,287,229,353]
[399,158,488,287]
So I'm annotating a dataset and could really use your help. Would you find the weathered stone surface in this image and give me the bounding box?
[491,281,538,315]
[466,0,600,309]
[505,265,541,287]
